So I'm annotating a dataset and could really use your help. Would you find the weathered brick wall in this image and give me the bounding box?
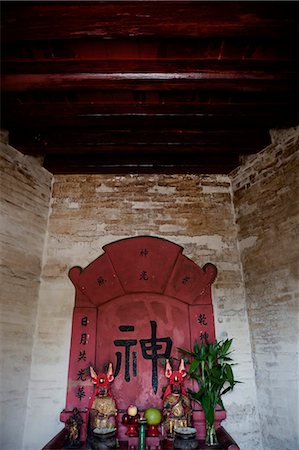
[24,173,262,450]
[0,141,52,450]
[231,126,299,450]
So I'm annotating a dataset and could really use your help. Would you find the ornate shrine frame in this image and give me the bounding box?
[43,236,239,449]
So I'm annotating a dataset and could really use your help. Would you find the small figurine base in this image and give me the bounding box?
[87,429,117,450]
[173,437,198,449]
[173,428,199,450]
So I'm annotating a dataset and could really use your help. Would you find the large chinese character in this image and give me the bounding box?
[140,321,172,394]
[114,326,137,382]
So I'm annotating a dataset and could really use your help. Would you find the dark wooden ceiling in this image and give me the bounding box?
[1,1,298,174]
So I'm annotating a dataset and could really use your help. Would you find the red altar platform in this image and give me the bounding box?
[41,236,240,450]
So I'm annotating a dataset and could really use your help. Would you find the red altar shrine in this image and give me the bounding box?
[42,236,239,450]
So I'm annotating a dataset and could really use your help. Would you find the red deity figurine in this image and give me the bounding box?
[89,363,117,432]
[162,359,192,440]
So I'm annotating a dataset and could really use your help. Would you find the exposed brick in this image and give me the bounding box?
[231,125,299,450]
[0,143,52,450]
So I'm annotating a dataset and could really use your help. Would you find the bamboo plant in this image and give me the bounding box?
[179,339,238,446]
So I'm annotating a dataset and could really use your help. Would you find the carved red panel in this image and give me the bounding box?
[95,293,191,410]
[66,307,97,410]
[103,236,182,294]
[63,236,218,442]
[165,254,217,304]
[77,253,125,305]
[189,304,216,347]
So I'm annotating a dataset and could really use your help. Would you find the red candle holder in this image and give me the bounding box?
[122,412,140,437]
[146,423,160,437]
[125,423,139,437]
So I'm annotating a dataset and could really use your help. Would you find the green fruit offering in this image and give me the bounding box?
[144,407,162,425]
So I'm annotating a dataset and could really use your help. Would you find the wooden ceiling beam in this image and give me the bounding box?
[3,107,297,131]
[2,73,295,92]
[3,37,295,63]
[9,128,270,146]
[3,60,295,75]
[3,100,296,116]
[43,151,240,175]
[4,116,294,132]
[2,2,296,41]
[13,140,269,157]
[1,2,297,175]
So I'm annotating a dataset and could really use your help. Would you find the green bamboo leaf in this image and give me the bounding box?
[217,398,225,410]
[194,339,199,354]
[201,395,210,412]
[222,339,233,356]
[189,358,200,374]
[199,342,206,359]
[210,376,223,386]
[177,336,239,420]
[190,390,201,401]
[221,386,232,396]
[225,364,234,385]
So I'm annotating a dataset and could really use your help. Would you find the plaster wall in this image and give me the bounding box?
[24,173,261,450]
[0,141,52,450]
[231,126,299,450]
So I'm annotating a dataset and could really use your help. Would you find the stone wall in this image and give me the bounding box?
[0,141,52,450]
[231,126,299,450]
[24,173,261,450]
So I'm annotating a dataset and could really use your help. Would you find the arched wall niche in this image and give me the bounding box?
[62,236,218,441]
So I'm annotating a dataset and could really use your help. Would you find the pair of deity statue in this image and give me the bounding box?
[89,363,118,431]
[88,358,192,440]
[162,359,192,438]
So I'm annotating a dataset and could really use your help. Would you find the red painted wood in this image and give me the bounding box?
[103,236,182,294]
[1,2,297,176]
[43,154,239,175]
[63,236,219,443]
[77,253,125,306]
[3,73,295,92]
[2,36,296,63]
[41,428,68,450]
[189,305,216,345]
[43,235,239,448]
[95,293,191,409]
[165,255,217,304]
[9,128,270,148]
[3,59,295,75]
[65,307,97,410]
[68,267,95,307]
[2,37,295,63]
[2,2,296,41]
[3,103,296,126]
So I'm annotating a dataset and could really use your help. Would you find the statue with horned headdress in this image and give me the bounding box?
[89,363,118,432]
[162,359,192,438]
